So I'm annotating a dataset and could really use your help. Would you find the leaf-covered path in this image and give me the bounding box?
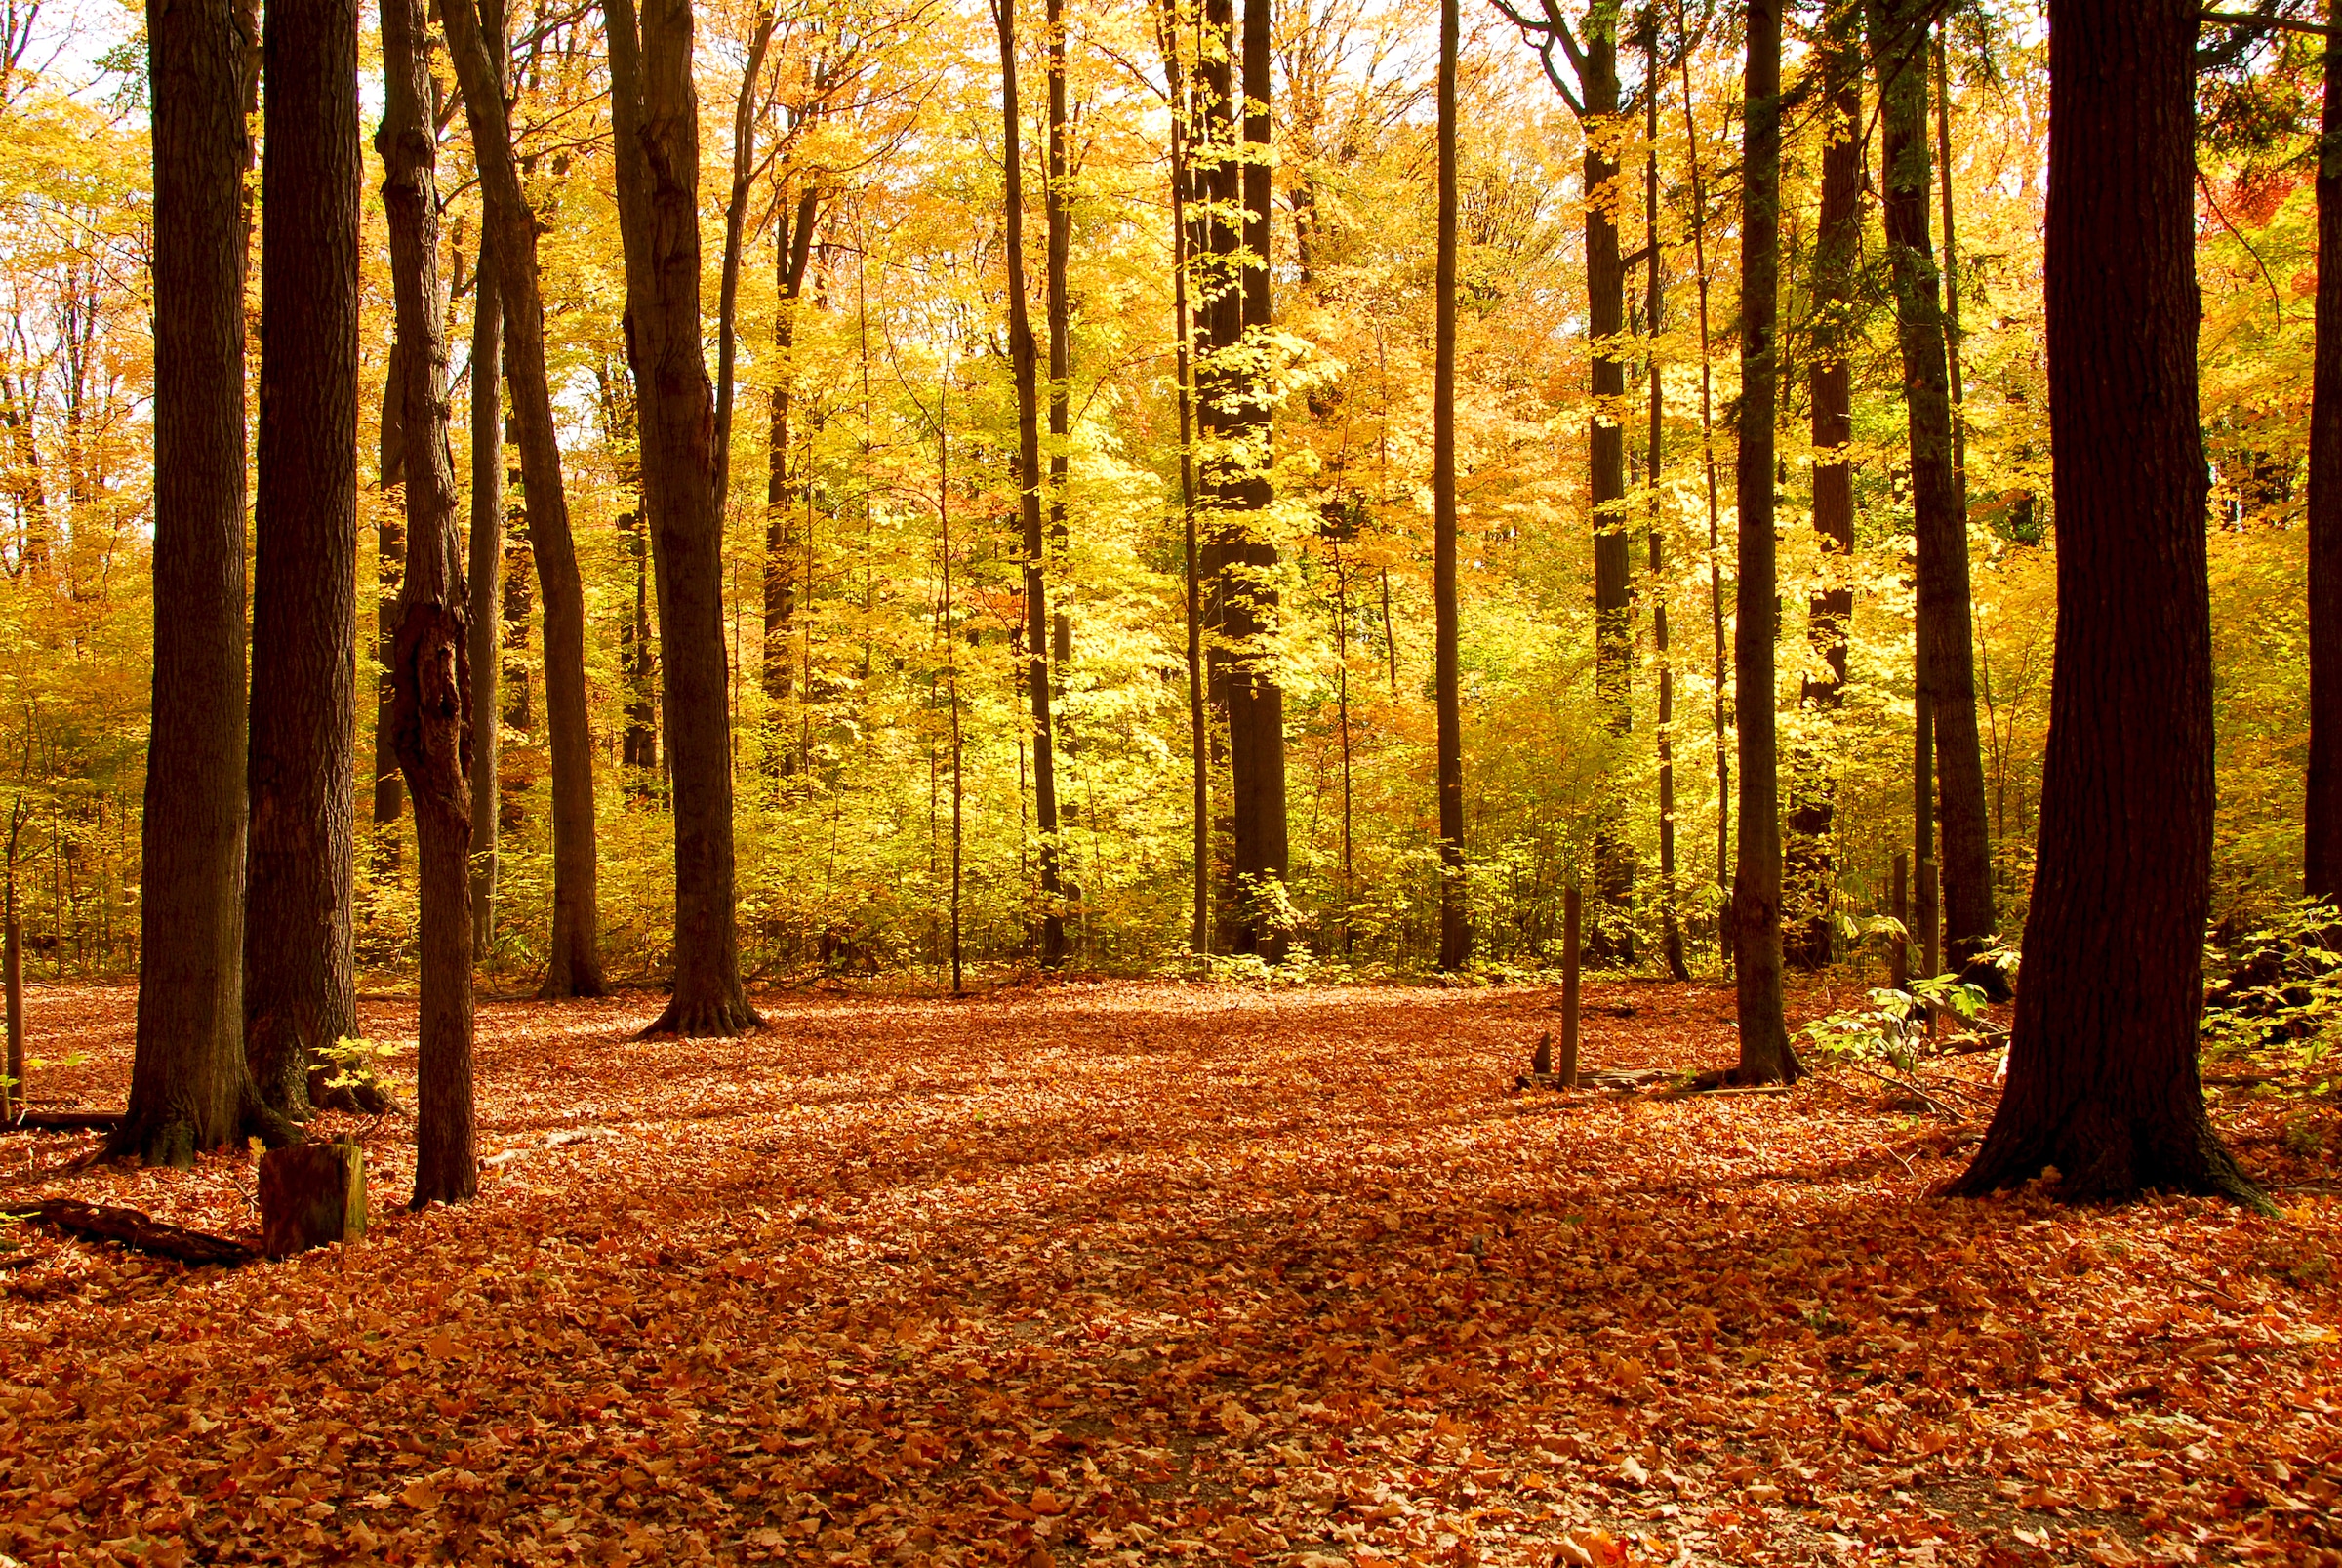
[2,980,2337,1566]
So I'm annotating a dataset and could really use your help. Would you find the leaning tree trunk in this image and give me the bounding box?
[118,0,283,1167]
[1785,1,1862,972]
[2308,3,2342,905]
[996,0,1068,965]
[246,0,362,1120]
[1946,0,2261,1209]
[1433,0,1468,971]
[1871,0,1994,968]
[380,0,477,1208]
[1583,19,1635,965]
[445,0,604,999]
[1731,0,1799,1085]
[464,1,504,956]
[603,0,757,1036]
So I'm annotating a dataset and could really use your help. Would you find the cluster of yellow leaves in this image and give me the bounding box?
[0,978,2337,1566]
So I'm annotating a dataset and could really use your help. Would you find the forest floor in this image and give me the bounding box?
[0,976,2337,1568]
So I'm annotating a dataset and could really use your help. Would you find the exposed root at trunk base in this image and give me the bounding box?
[306,1069,403,1117]
[102,1093,302,1170]
[636,996,764,1040]
[1938,1103,2275,1215]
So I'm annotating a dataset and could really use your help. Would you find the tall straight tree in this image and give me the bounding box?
[995,0,1068,964]
[1870,0,1993,967]
[245,0,361,1119]
[464,3,505,954]
[1433,0,1466,970]
[2309,2,2342,905]
[1948,0,2259,1206]
[764,184,819,744]
[1784,0,1862,971]
[1045,0,1072,663]
[1731,0,1798,1084]
[604,0,759,1035]
[445,0,606,998]
[380,0,477,1207]
[1642,6,1688,981]
[116,0,279,1166]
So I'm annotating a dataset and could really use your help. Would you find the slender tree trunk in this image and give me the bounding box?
[995,0,1067,965]
[380,0,476,1206]
[1433,0,1467,971]
[245,0,360,1119]
[1645,12,1688,983]
[2308,1,2342,904]
[1731,0,1798,1084]
[118,0,281,1166]
[1156,1,1208,957]
[468,220,503,952]
[1678,42,1730,911]
[713,8,778,510]
[764,186,818,752]
[1872,0,1993,966]
[375,347,407,845]
[1045,0,1072,664]
[1785,2,1862,972]
[445,0,604,998]
[604,0,757,1035]
[1948,0,2260,1208]
[1583,17,1634,963]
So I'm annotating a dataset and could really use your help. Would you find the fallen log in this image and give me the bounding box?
[5,1108,124,1133]
[4,1198,254,1266]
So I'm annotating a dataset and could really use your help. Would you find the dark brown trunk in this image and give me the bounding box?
[1433,0,1467,970]
[1155,0,1208,957]
[381,0,475,1207]
[1872,0,1994,967]
[713,9,778,510]
[1584,18,1634,964]
[374,343,407,840]
[467,215,503,950]
[245,0,360,1119]
[1677,37,1731,908]
[445,0,604,998]
[621,508,658,774]
[118,0,279,1167]
[1731,0,1798,1084]
[764,186,818,738]
[1644,12,1688,983]
[1046,0,1072,665]
[1947,0,2260,1209]
[2309,2,2342,905]
[1784,4,1861,973]
[605,0,757,1035]
[996,0,1066,965]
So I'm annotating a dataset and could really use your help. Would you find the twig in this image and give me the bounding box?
[1841,1062,1971,1120]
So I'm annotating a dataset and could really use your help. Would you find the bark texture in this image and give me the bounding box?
[246,0,360,1119]
[1433,0,1468,971]
[2310,8,2342,905]
[464,0,505,955]
[380,0,476,1207]
[1947,0,2260,1208]
[604,0,757,1036]
[1583,16,1635,963]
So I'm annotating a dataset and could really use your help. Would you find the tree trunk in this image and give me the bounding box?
[464,0,504,958]
[1871,0,1994,967]
[1730,0,1798,1085]
[1644,13,1688,983]
[445,0,604,999]
[379,0,476,1208]
[1583,18,1634,964]
[246,0,360,1120]
[621,509,658,775]
[996,0,1067,965]
[603,0,757,1036]
[1947,0,2259,1208]
[1045,0,1072,665]
[375,347,407,844]
[1433,0,1467,971]
[119,0,280,1167]
[763,186,818,742]
[1785,2,1862,973]
[713,9,778,511]
[2308,2,2342,905]
[1155,0,1208,957]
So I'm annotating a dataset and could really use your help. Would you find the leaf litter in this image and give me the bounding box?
[0,977,2336,1566]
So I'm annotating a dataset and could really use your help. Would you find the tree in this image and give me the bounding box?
[1730,0,1797,1085]
[604,0,758,1036]
[1870,0,1994,971]
[995,0,1067,965]
[245,0,360,1119]
[444,0,605,999]
[464,6,504,956]
[1641,5,1687,982]
[1784,0,1862,971]
[2310,1,2342,905]
[1044,0,1073,667]
[1433,0,1466,971]
[380,0,476,1207]
[115,0,281,1166]
[1947,0,2260,1208]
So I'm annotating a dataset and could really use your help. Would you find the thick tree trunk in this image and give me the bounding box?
[2308,7,2342,905]
[1785,4,1862,973]
[445,0,604,999]
[1872,0,1994,967]
[464,1,504,957]
[604,0,757,1036]
[1433,0,1467,971]
[1583,20,1634,964]
[380,0,476,1208]
[119,0,282,1167]
[1731,0,1799,1084]
[996,0,1067,965]
[246,0,360,1120]
[1946,0,2260,1209]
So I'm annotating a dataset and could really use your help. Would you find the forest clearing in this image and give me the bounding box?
[2,978,2337,1566]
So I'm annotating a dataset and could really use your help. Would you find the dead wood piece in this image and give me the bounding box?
[5,1199,254,1266]
[260,1140,367,1257]
[5,1108,125,1133]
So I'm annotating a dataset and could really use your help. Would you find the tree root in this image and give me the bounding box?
[635,995,764,1040]
[5,1198,254,1266]
[1939,1103,2276,1215]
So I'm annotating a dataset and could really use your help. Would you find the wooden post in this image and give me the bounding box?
[1891,851,1910,991]
[1559,883,1582,1087]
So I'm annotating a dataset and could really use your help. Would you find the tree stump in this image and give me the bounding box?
[260,1139,367,1257]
